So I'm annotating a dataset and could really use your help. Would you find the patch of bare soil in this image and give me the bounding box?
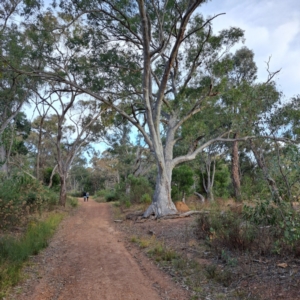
[119,211,300,300]
[9,199,188,300]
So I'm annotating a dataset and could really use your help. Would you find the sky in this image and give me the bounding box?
[200,0,300,101]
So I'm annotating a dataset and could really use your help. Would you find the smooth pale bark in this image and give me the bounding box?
[143,166,177,217]
[201,154,216,202]
[194,192,205,202]
[231,133,241,201]
[48,164,58,188]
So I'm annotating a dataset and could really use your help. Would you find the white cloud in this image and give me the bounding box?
[200,0,300,99]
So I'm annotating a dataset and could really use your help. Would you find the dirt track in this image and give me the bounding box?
[11,199,188,300]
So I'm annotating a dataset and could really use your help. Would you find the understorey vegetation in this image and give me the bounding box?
[116,197,300,299]
[196,200,300,257]
[0,213,64,298]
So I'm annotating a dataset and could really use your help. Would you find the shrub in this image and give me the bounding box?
[196,199,300,256]
[196,210,257,251]
[67,196,78,208]
[68,191,83,197]
[0,174,59,229]
[105,191,119,202]
[141,193,152,204]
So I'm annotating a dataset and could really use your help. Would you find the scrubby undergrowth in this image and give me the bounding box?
[113,196,300,299]
[0,213,64,298]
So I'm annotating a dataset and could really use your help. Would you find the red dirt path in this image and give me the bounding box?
[10,199,188,300]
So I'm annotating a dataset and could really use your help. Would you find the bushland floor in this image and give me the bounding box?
[8,197,300,300]
[116,198,300,300]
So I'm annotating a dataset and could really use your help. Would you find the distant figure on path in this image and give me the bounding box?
[83,191,87,202]
[86,192,89,201]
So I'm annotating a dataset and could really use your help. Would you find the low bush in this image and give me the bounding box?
[141,193,152,204]
[67,191,83,198]
[67,196,78,208]
[195,199,300,256]
[105,191,119,202]
[196,210,257,251]
[0,174,59,229]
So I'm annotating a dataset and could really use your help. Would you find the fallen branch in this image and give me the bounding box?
[159,210,208,220]
[194,192,205,202]
[179,210,207,217]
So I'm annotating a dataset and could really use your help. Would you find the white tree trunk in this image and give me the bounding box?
[143,164,177,218]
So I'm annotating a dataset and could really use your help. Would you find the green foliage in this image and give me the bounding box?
[141,193,152,204]
[243,199,282,226]
[126,175,153,204]
[198,159,231,199]
[67,190,83,197]
[244,200,300,248]
[213,164,231,198]
[172,165,194,201]
[0,174,58,229]
[199,210,257,251]
[66,196,78,208]
[240,170,269,200]
[42,167,60,187]
[0,213,63,298]
[105,190,119,202]
[196,200,300,256]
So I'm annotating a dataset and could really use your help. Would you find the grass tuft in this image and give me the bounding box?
[0,213,64,298]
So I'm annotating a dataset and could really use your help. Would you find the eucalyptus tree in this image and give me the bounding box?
[36,89,107,206]
[0,112,31,174]
[216,47,257,201]
[30,97,51,180]
[263,95,300,201]
[0,0,41,174]
[0,1,35,135]
[12,0,271,216]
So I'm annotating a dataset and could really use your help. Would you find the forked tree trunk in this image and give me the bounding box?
[231,133,241,201]
[201,155,216,202]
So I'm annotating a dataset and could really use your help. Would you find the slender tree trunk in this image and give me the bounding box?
[36,117,45,180]
[59,175,67,206]
[0,143,8,174]
[249,140,282,203]
[202,155,215,201]
[182,191,186,203]
[48,164,58,188]
[231,133,241,201]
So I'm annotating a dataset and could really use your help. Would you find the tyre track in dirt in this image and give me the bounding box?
[10,199,188,300]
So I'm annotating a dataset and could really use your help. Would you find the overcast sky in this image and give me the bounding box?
[200,0,300,101]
